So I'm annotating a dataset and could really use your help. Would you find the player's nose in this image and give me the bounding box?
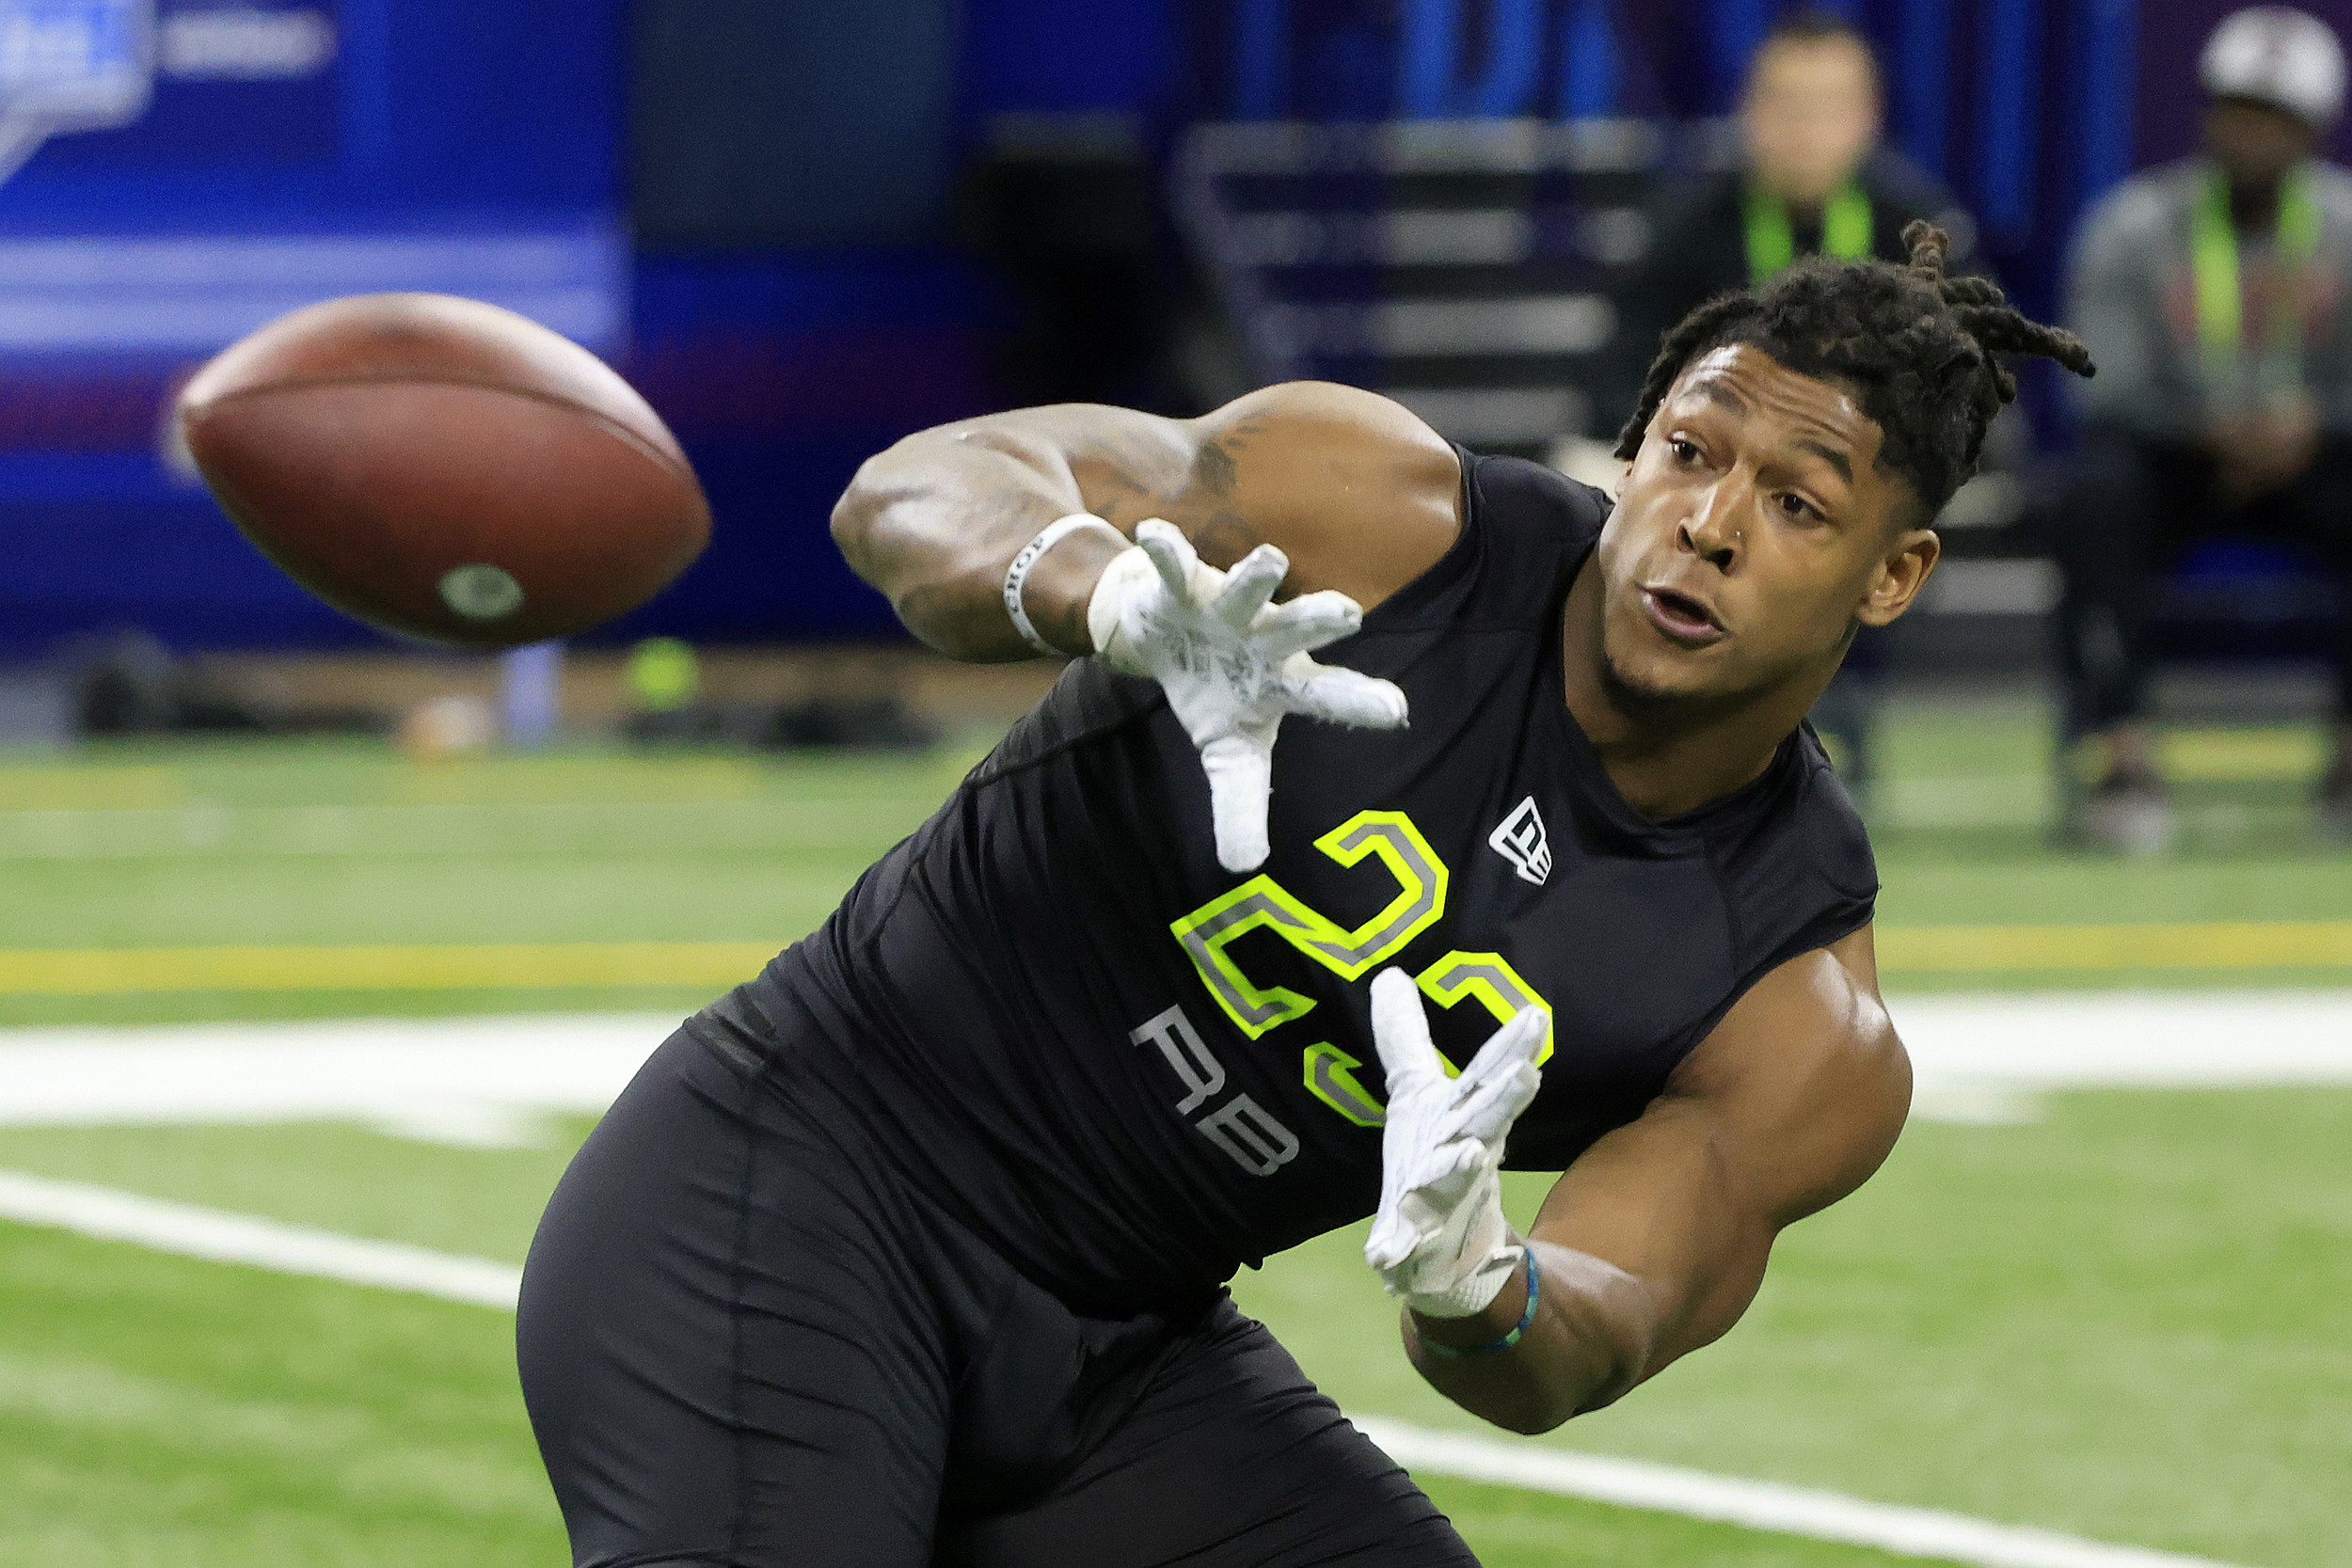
[1676,481,1745,571]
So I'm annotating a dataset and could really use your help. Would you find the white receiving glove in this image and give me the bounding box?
[1087,519,1408,874]
[1363,968,1548,1319]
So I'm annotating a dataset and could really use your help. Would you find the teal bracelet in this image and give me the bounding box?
[1414,1251,1539,1359]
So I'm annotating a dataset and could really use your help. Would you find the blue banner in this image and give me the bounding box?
[0,0,624,325]
[0,0,629,655]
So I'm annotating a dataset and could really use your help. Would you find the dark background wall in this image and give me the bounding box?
[631,0,964,247]
[0,0,2336,653]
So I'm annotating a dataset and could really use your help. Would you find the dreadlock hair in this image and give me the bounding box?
[1613,221,2095,524]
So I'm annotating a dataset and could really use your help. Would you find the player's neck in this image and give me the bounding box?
[1558,569,1831,821]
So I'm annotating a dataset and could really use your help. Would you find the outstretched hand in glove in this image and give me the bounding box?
[1088,520,1409,873]
[1363,967,1548,1320]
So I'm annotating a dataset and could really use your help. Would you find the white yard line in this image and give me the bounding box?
[0,1169,520,1307]
[0,1013,682,1146]
[0,1169,2262,1568]
[4,994,2349,1146]
[1359,1421,2252,1568]
[1894,991,2352,1124]
[1892,990,2352,1086]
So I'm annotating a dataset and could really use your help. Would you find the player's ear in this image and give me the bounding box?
[1855,523,1939,628]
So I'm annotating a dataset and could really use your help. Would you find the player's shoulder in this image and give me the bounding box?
[1200,380,1458,469]
[1788,726,1876,879]
[1465,451,1613,584]
[1350,449,1611,631]
[1701,724,1878,971]
[1463,450,1612,544]
[1187,381,1467,610]
[1327,446,1606,642]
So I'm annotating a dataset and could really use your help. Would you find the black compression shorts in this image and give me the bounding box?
[516,1023,1478,1568]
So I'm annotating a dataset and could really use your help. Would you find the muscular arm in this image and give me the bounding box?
[829,382,1464,660]
[1407,926,1912,1434]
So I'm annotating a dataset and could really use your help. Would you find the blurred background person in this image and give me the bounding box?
[1587,8,1983,799]
[1595,8,1980,434]
[2050,6,2352,851]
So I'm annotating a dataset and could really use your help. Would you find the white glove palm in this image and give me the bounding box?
[1088,519,1409,873]
[1363,967,1547,1319]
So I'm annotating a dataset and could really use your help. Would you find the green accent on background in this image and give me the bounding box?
[0,706,2345,1561]
[625,638,702,710]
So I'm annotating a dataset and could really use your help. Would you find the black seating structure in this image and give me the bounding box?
[1172,117,1739,459]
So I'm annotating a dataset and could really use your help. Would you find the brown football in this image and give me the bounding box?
[177,293,709,648]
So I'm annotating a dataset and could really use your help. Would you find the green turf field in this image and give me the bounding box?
[0,697,2346,1566]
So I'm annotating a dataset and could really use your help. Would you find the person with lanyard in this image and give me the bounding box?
[1586,8,1981,798]
[2051,6,2352,851]
[1599,11,1979,428]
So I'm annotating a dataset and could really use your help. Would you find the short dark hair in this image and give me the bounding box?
[1751,8,1880,80]
[1613,222,2095,523]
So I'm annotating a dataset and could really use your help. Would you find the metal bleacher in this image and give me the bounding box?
[1173,117,1733,459]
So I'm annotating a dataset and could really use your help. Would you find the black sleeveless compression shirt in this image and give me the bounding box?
[702,451,1878,1316]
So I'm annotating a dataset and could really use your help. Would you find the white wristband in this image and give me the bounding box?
[1002,514,1124,657]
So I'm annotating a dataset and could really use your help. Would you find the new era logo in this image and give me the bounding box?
[1488,797,1550,885]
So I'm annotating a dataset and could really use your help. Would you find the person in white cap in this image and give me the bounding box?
[2050,6,2352,851]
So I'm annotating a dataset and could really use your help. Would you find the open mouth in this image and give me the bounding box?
[1639,586,1724,644]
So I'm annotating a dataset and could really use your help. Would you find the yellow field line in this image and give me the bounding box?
[0,923,2350,995]
[1875,921,2352,973]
